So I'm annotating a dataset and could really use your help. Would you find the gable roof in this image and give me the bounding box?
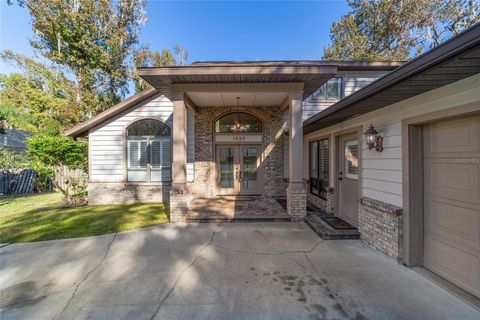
[304,22,480,134]
[138,61,401,100]
[65,60,401,137]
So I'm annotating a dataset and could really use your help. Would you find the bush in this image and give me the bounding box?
[27,135,88,204]
[0,149,28,169]
[26,135,87,171]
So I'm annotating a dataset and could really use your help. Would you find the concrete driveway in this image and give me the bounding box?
[1,222,478,320]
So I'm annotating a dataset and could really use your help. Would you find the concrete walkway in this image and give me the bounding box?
[1,222,478,320]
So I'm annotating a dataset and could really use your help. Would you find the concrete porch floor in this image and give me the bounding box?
[186,197,292,222]
[1,222,478,319]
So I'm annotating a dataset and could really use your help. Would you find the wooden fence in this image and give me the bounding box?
[0,167,87,196]
[0,169,48,195]
[53,166,88,191]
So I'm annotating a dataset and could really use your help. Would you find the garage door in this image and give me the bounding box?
[423,115,480,298]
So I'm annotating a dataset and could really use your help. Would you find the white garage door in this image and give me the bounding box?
[423,115,480,298]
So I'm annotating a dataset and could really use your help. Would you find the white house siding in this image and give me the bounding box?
[89,94,173,183]
[304,73,480,208]
[302,71,390,120]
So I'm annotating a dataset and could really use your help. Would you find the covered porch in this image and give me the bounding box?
[138,61,338,222]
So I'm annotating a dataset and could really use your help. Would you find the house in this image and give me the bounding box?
[66,23,480,299]
[65,61,399,216]
[0,129,32,152]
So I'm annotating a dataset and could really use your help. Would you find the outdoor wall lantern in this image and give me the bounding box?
[364,124,383,152]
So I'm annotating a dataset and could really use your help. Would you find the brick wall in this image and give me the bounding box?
[188,106,285,198]
[358,197,403,262]
[88,183,170,204]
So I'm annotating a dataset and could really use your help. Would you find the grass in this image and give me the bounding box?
[0,193,169,243]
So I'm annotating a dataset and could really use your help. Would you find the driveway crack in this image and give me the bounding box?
[53,233,117,320]
[211,239,324,256]
[0,243,11,249]
[149,227,219,320]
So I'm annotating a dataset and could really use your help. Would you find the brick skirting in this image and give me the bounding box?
[307,189,334,214]
[88,182,170,205]
[358,197,403,262]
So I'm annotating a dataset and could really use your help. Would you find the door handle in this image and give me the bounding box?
[239,171,243,182]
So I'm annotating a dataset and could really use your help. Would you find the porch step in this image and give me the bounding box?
[186,216,293,223]
[305,210,360,240]
[186,197,291,223]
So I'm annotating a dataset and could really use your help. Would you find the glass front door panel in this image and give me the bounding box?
[344,140,359,180]
[219,147,234,188]
[242,147,258,189]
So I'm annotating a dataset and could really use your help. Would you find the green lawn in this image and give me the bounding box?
[0,193,169,243]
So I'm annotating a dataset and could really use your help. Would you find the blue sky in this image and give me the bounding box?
[0,0,350,93]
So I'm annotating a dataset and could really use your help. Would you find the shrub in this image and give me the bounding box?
[27,135,88,204]
[0,149,28,169]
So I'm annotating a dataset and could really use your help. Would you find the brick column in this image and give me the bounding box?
[170,92,189,222]
[287,91,306,219]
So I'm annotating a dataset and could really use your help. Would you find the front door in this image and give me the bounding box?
[216,145,262,195]
[337,133,359,226]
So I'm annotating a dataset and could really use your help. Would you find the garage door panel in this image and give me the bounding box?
[424,115,480,299]
[424,160,480,204]
[424,117,479,154]
[425,198,480,245]
[424,237,480,298]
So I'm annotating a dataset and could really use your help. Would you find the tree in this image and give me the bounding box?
[132,45,176,93]
[0,50,81,135]
[324,0,480,61]
[24,0,147,115]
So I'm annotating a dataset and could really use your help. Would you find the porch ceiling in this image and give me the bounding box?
[187,91,288,107]
[138,62,339,99]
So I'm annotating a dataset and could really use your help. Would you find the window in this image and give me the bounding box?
[214,112,262,133]
[317,77,342,100]
[309,139,329,199]
[344,140,358,180]
[126,119,171,182]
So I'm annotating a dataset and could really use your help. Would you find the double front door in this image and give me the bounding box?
[216,145,262,195]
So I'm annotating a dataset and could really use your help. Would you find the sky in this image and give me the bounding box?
[0,0,350,93]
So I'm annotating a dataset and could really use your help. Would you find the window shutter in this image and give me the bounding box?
[319,139,329,199]
[310,141,319,196]
[140,141,148,168]
[128,141,140,168]
[151,140,161,168]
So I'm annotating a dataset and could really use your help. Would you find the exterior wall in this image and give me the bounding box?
[187,106,285,198]
[87,93,196,204]
[304,73,480,260]
[89,94,173,183]
[302,71,389,120]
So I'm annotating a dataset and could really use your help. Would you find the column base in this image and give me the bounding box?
[169,184,190,223]
[286,182,306,219]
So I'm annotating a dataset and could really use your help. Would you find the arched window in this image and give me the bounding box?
[214,112,262,133]
[126,119,171,182]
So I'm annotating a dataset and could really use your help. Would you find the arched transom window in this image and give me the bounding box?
[214,112,262,133]
[126,119,171,182]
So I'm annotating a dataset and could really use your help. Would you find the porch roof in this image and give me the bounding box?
[138,61,401,100]
[304,22,480,134]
